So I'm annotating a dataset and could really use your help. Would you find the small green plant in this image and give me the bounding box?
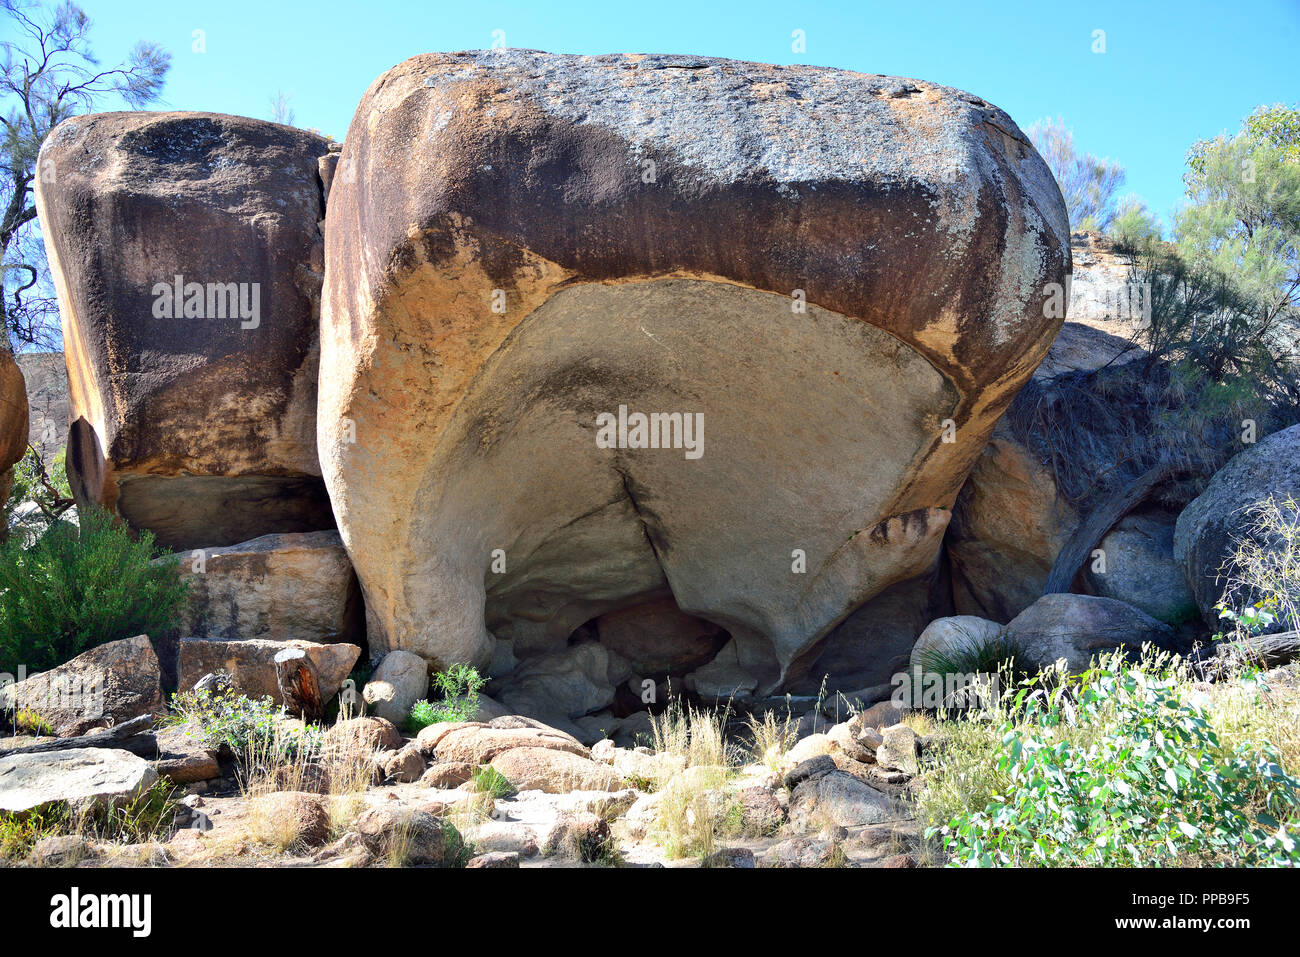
[918,632,1022,682]
[469,765,515,799]
[405,663,486,732]
[1216,495,1300,640]
[13,708,54,737]
[930,653,1300,867]
[0,506,190,672]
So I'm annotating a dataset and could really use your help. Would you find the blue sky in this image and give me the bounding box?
[59,0,1300,231]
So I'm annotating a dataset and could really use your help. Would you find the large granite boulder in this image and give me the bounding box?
[0,635,163,737]
[1084,507,1198,625]
[34,112,334,551]
[318,51,1069,693]
[1174,425,1300,628]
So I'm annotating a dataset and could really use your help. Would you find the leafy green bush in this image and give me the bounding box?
[0,507,190,672]
[406,663,487,732]
[168,688,316,758]
[930,655,1300,866]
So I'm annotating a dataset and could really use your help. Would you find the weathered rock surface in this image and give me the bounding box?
[1175,425,1300,628]
[489,746,623,793]
[0,748,158,816]
[789,769,895,830]
[429,723,589,765]
[0,348,28,504]
[0,635,163,737]
[351,805,464,866]
[252,790,331,847]
[325,716,403,754]
[947,420,1079,621]
[156,530,362,681]
[489,643,628,722]
[1006,593,1175,673]
[908,615,1005,672]
[178,637,359,706]
[35,111,334,551]
[318,51,1070,694]
[1085,507,1198,624]
[946,233,1150,622]
[595,597,728,676]
[15,352,68,461]
[362,650,429,726]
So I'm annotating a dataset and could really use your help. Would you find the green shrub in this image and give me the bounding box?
[406,663,487,732]
[0,506,190,672]
[469,765,515,799]
[168,688,316,758]
[930,654,1300,867]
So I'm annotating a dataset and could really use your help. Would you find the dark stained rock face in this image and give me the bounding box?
[1175,425,1300,627]
[318,50,1070,694]
[35,112,334,550]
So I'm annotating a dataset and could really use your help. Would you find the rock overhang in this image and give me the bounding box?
[318,50,1070,693]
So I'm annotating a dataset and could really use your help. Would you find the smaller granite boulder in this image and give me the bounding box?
[362,650,429,726]
[0,635,163,737]
[178,637,359,707]
[1006,594,1175,674]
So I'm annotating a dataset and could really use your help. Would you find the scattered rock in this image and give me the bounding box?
[0,748,158,817]
[908,615,1005,673]
[178,637,359,707]
[362,650,430,726]
[788,770,895,830]
[785,733,835,766]
[158,531,363,676]
[738,786,785,835]
[432,724,588,765]
[875,724,920,775]
[30,834,97,866]
[542,811,613,862]
[324,717,403,754]
[420,761,474,789]
[380,746,426,783]
[1006,593,1176,673]
[763,836,838,868]
[489,747,622,794]
[0,634,163,737]
[704,846,755,868]
[252,791,330,847]
[857,700,904,730]
[466,851,520,868]
[783,755,837,791]
[352,805,466,866]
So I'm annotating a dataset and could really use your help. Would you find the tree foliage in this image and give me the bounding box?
[1027,116,1126,232]
[1,0,170,350]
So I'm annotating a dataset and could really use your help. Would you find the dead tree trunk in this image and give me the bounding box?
[274,648,324,724]
[0,714,156,758]
[1042,462,1180,596]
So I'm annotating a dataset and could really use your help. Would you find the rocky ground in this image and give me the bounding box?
[0,701,930,869]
